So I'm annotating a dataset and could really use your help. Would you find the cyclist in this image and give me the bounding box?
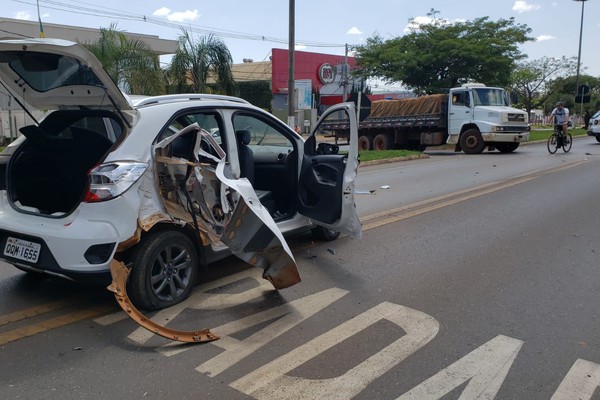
[550,101,570,143]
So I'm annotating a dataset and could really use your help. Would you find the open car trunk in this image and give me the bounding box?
[6,110,121,216]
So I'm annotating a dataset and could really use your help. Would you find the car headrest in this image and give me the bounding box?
[236,129,251,145]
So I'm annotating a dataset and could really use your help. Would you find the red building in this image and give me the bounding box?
[270,48,360,111]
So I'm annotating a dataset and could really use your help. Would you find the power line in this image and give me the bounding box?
[10,0,345,48]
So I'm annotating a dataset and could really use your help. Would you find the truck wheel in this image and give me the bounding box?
[128,230,199,311]
[459,129,486,154]
[358,135,373,151]
[495,143,519,153]
[373,134,392,151]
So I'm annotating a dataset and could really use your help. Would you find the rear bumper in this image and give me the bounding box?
[0,192,138,281]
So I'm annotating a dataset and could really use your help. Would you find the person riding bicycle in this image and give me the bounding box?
[550,101,570,143]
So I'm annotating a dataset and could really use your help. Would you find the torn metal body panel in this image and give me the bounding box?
[153,123,300,289]
[108,124,301,342]
[107,259,219,343]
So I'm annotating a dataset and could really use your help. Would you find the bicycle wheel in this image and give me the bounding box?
[562,133,572,153]
[547,134,558,154]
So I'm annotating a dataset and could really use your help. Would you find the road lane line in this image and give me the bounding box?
[0,297,85,327]
[361,159,589,231]
[0,305,114,346]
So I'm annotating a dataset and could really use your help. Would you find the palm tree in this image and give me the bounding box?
[83,24,165,95]
[168,28,238,95]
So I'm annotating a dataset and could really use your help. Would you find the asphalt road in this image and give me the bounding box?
[1,138,599,399]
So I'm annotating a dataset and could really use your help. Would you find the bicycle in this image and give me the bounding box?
[547,124,572,154]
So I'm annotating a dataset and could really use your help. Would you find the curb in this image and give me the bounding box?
[358,135,592,167]
[360,154,430,167]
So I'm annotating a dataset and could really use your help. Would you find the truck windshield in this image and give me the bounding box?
[472,88,508,107]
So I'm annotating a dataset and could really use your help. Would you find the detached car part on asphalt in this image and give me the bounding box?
[0,39,361,339]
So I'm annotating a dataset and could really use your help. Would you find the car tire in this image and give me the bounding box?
[495,142,519,153]
[596,136,600,143]
[459,129,486,154]
[128,230,199,311]
[311,226,340,241]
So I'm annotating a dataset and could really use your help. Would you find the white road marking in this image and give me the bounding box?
[94,311,128,326]
[193,287,349,376]
[231,302,439,400]
[397,335,523,400]
[551,359,600,400]
[127,268,273,344]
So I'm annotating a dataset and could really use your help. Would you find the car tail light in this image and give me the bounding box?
[84,162,148,202]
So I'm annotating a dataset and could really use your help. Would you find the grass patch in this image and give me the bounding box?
[357,149,422,162]
[529,127,587,142]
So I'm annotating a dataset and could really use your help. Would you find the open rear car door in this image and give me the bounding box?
[298,103,362,238]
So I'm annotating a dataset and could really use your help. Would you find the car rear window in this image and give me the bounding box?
[4,51,104,92]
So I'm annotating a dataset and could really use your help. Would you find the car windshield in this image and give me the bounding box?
[472,88,508,107]
[591,110,600,119]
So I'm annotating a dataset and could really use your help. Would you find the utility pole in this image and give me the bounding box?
[287,0,295,129]
[573,0,588,125]
[342,44,348,102]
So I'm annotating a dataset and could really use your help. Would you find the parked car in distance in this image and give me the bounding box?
[0,38,361,310]
[588,110,600,142]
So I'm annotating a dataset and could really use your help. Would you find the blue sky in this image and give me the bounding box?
[4,0,600,82]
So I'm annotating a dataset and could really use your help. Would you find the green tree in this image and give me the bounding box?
[510,56,577,117]
[168,29,237,95]
[354,12,533,93]
[545,74,600,117]
[83,23,165,95]
[238,81,272,110]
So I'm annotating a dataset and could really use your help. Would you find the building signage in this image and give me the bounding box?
[295,79,313,110]
[318,63,335,85]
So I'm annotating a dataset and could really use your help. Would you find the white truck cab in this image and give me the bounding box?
[447,83,529,154]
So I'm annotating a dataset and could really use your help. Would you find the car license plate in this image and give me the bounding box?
[4,237,41,263]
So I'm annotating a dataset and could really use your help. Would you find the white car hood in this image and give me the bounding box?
[0,38,136,123]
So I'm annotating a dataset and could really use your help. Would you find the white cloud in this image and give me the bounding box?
[404,16,464,34]
[15,11,31,20]
[536,34,555,42]
[153,7,171,17]
[347,27,363,35]
[512,1,541,13]
[166,10,199,22]
[295,44,307,51]
[404,16,433,33]
[153,7,199,22]
[409,16,433,27]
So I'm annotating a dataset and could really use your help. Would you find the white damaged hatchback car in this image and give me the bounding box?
[0,39,361,310]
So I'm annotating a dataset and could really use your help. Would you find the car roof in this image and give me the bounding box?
[129,94,251,108]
